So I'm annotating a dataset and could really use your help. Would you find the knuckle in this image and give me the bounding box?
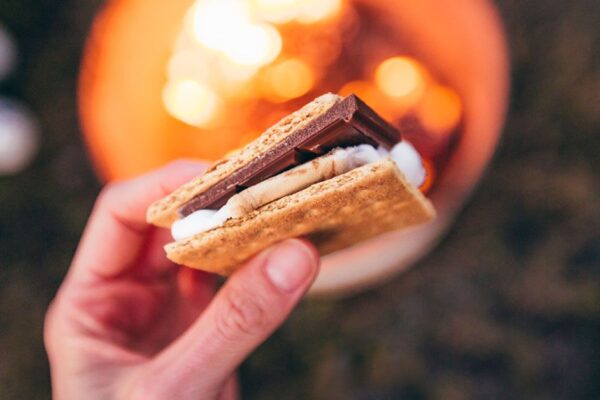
[95,182,122,208]
[215,289,269,341]
[164,159,191,170]
[128,379,163,400]
[162,159,206,175]
[43,300,58,350]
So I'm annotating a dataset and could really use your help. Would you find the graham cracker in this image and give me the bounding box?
[147,93,342,228]
[165,159,435,275]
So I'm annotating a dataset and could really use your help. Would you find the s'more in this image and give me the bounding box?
[147,94,436,275]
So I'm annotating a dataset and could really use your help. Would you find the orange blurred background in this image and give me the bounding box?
[79,0,462,185]
[2,1,599,399]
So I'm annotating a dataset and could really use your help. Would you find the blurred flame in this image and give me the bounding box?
[227,23,282,66]
[261,58,315,102]
[375,56,426,104]
[159,0,459,195]
[339,80,395,120]
[339,80,377,100]
[419,158,435,194]
[251,0,342,24]
[296,0,343,23]
[251,0,303,23]
[191,0,281,67]
[167,48,211,82]
[164,0,343,127]
[237,129,262,148]
[191,0,251,51]
[417,85,462,136]
[162,79,219,127]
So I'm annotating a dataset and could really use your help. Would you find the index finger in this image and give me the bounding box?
[70,160,207,283]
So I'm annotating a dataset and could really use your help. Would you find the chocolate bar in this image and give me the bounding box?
[179,95,401,216]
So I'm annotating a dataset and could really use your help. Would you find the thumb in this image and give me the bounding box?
[143,239,320,399]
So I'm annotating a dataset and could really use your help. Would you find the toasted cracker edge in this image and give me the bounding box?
[165,158,435,275]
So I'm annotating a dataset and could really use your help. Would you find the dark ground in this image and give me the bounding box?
[1,0,599,399]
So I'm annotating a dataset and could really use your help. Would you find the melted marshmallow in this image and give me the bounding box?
[172,141,426,241]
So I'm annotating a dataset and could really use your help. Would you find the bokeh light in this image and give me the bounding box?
[163,0,348,128]
[224,23,282,67]
[251,0,342,24]
[296,0,343,24]
[162,79,219,127]
[375,56,426,100]
[251,0,302,24]
[157,0,461,189]
[261,58,315,102]
[417,85,462,136]
[339,80,395,120]
[191,1,281,68]
[0,98,39,175]
[191,0,252,52]
[167,48,211,82]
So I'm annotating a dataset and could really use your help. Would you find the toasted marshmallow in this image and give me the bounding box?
[388,141,426,187]
[171,208,229,241]
[172,141,426,241]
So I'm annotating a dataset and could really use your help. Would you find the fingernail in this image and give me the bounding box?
[265,240,318,293]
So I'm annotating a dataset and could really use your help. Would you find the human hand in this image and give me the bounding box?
[44,161,320,400]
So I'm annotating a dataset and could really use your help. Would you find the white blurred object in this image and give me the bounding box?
[389,141,426,187]
[0,98,40,175]
[0,24,17,81]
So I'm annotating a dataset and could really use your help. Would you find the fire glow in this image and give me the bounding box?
[163,0,342,127]
[160,0,463,191]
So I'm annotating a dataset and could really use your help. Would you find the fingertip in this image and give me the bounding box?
[148,241,319,392]
[263,239,320,294]
[287,238,321,269]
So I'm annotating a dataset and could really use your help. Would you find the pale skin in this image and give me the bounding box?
[44,160,321,400]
